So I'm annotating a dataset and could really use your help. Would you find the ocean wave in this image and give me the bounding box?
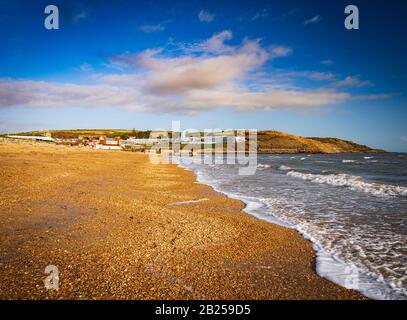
[342,159,357,163]
[257,163,271,169]
[286,171,407,197]
[177,156,407,299]
[258,196,407,300]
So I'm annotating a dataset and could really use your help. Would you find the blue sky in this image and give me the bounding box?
[0,0,406,151]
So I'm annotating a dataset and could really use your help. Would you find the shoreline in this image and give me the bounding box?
[0,140,366,299]
[177,161,378,299]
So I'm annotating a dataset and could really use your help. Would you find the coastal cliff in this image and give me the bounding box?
[257,131,384,154]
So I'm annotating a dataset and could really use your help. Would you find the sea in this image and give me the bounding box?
[177,152,407,300]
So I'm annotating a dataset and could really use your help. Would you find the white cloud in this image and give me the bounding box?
[111,32,270,95]
[91,73,141,85]
[306,72,336,81]
[181,89,350,112]
[139,24,165,32]
[198,10,215,23]
[72,11,88,22]
[269,45,293,58]
[0,79,144,110]
[334,76,373,88]
[279,8,300,20]
[78,63,93,72]
[401,136,407,142]
[271,70,336,82]
[321,59,334,66]
[304,15,321,25]
[352,93,394,101]
[184,30,234,54]
[252,8,270,20]
[0,31,389,115]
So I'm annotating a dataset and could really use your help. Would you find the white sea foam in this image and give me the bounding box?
[257,163,271,169]
[342,159,357,163]
[176,155,407,300]
[364,156,374,160]
[278,165,292,171]
[286,171,407,197]
[258,196,407,300]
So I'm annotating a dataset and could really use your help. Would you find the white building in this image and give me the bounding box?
[7,135,55,142]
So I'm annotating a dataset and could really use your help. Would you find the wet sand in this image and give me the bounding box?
[0,140,365,299]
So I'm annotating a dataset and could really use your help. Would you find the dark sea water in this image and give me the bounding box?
[178,153,407,300]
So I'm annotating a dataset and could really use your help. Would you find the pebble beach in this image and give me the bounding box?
[0,140,365,300]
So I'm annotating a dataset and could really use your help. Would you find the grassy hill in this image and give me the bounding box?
[12,129,384,153]
[257,131,384,153]
[16,129,139,139]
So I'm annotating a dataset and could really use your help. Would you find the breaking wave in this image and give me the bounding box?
[286,171,407,197]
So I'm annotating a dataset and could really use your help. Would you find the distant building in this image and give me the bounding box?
[7,135,55,142]
[78,135,99,147]
[96,136,122,150]
[55,138,79,146]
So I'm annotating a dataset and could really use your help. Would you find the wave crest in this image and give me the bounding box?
[286,171,407,197]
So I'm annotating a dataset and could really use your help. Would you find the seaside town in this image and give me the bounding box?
[3,128,384,154]
[5,130,248,156]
